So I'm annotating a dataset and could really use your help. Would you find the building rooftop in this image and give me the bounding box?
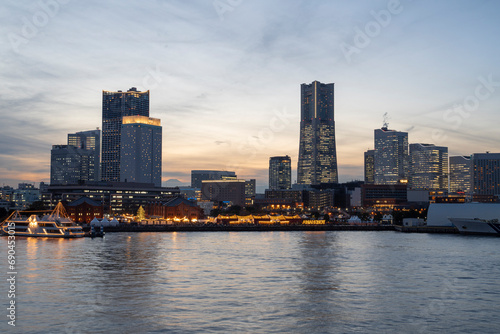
[162,197,199,208]
[122,115,161,126]
[66,196,102,207]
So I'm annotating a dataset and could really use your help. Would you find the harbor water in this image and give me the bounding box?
[1,231,499,333]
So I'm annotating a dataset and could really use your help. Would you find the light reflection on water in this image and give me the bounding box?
[1,231,500,333]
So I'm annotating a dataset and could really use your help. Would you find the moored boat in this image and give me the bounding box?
[1,202,84,238]
[449,218,500,236]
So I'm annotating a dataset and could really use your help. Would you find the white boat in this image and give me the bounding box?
[449,218,500,236]
[1,203,84,238]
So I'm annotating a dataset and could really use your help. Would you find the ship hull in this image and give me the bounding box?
[449,218,500,236]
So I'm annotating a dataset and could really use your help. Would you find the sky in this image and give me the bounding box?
[1,0,500,192]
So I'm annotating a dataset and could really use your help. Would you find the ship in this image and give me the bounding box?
[427,202,500,235]
[449,218,500,235]
[1,202,84,238]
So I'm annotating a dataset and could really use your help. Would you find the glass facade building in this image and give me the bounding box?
[297,81,338,185]
[449,156,471,194]
[374,128,409,185]
[471,152,500,195]
[120,116,162,187]
[364,150,375,184]
[50,145,96,185]
[102,87,149,182]
[269,156,292,190]
[409,143,448,190]
[67,129,101,182]
[51,129,101,185]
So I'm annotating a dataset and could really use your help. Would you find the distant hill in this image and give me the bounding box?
[164,179,189,187]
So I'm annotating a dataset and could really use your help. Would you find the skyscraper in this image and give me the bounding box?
[51,129,101,185]
[449,156,471,194]
[269,156,292,190]
[68,129,101,182]
[364,150,375,184]
[50,145,95,185]
[374,127,409,185]
[120,115,162,187]
[102,87,149,182]
[409,143,448,190]
[245,179,256,205]
[471,152,500,196]
[297,81,338,185]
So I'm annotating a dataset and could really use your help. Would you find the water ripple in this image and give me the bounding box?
[1,232,500,333]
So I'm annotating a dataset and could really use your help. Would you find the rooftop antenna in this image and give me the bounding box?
[382,112,390,130]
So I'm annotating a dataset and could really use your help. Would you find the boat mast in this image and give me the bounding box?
[50,202,69,219]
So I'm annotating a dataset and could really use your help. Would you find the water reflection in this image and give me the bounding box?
[83,234,168,322]
[298,231,340,291]
[288,232,344,331]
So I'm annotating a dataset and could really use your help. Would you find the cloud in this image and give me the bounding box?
[1,0,500,189]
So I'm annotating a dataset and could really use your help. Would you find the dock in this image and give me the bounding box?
[394,225,459,234]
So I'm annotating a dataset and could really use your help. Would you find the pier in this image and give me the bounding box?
[82,224,455,234]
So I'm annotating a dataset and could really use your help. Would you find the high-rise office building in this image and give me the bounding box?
[245,179,256,206]
[374,127,409,185]
[269,156,292,190]
[297,81,338,185]
[471,152,500,195]
[120,116,162,187]
[409,143,448,190]
[51,129,101,185]
[68,129,101,182]
[50,145,96,185]
[449,156,471,194]
[364,150,375,184]
[245,179,256,198]
[191,170,237,189]
[102,87,149,182]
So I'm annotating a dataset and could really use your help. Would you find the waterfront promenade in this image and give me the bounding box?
[87,224,458,234]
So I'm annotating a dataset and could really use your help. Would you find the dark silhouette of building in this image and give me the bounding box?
[362,184,407,208]
[191,170,236,189]
[201,180,246,207]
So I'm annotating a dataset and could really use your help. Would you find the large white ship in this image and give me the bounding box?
[1,202,84,238]
[427,202,500,235]
[449,218,500,235]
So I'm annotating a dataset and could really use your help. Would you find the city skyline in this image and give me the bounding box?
[2,1,500,192]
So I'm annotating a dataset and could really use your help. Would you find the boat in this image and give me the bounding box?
[1,202,84,238]
[449,218,500,236]
[89,225,105,238]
